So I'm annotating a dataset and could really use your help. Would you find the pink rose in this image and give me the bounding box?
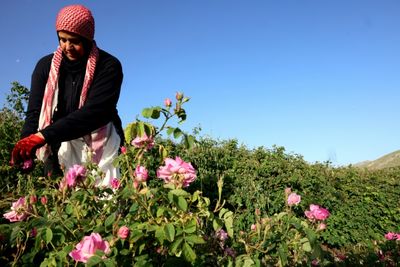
[120,146,127,154]
[131,133,154,150]
[134,165,149,182]
[251,224,257,231]
[164,98,172,107]
[30,227,37,237]
[384,232,399,240]
[216,229,228,241]
[317,223,327,231]
[305,204,330,221]
[175,92,183,101]
[30,195,37,204]
[22,159,34,171]
[3,197,30,222]
[40,196,48,205]
[65,165,87,188]
[284,187,292,195]
[287,192,301,206]
[69,233,110,263]
[156,156,196,188]
[118,226,130,239]
[111,178,120,189]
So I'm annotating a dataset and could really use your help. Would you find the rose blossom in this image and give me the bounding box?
[317,223,327,231]
[134,165,149,182]
[111,178,120,189]
[285,187,292,195]
[305,204,330,221]
[120,146,127,154]
[65,164,87,188]
[164,98,172,107]
[384,232,399,240]
[30,195,37,204]
[69,233,110,263]
[30,227,37,237]
[118,226,130,239]
[3,197,30,222]
[215,229,228,241]
[156,156,197,188]
[251,224,257,231]
[287,192,301,206]
[22,159,34,171]
[131,133,154,150]
[40,196,48,205]
[175,92,183,101]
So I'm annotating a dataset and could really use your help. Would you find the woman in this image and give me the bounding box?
[11,4,124,187]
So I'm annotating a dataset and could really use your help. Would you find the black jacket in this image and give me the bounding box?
[21,49,124,148]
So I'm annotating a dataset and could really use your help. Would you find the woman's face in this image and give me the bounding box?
[58,31,85,61]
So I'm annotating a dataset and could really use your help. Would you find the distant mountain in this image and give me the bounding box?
[354,150,400,170]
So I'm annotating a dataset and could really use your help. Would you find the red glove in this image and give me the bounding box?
[10,134,46,166]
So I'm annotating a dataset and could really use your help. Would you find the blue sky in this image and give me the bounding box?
[1,0,399,166]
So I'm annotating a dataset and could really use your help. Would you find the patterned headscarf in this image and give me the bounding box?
[56,4,95,41]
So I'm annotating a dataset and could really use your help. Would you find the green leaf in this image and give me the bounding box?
[129,203,139,214]
[170,236,184,254]
[170,188,190,197]
[65,204,73,215]
[213,217,223,231]
[305,228,317,244]
[87,255,103,266]
[155,226,166,242]
[164,223,175,242]
[156,207,165,217]
[184,234,205,244]
[278,244,288,266]
[182,242,196,263]
[45,228,53,244]
[142,108,152,118]
[105,213,116,228]
[184,219,197,234]
[184,135,196,149]
[131,229,144,242]
[150,107,161,119]
[175,196,188,211]
[302,241,312,252]
[166,127,174,136]
[224,216,234,237]
[120,249,130,255]
[173,128,183,139]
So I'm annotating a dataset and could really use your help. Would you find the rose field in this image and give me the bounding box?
[0,83,399,266]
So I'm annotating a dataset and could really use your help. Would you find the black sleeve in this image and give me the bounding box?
[21,55,53,138]
[40,52,123,144]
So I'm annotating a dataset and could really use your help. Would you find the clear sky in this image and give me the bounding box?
[1,0,399,166]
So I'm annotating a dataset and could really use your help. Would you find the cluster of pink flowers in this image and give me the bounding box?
[69,233,110,263]
[3,197,30,222]
[384,232,400,240]
[60,164,87,189]
[131,133,154,150]
[287,192,301,206]
[305,204,330,221]
[156,156,197,188]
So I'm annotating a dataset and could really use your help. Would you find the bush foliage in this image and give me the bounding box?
[0,84,399,266]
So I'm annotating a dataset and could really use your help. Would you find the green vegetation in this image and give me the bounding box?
[0,83,399,266]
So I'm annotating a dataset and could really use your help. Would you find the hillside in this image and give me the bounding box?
[354,150,400,170]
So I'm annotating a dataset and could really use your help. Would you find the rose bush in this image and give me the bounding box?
[1,92,397,266]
